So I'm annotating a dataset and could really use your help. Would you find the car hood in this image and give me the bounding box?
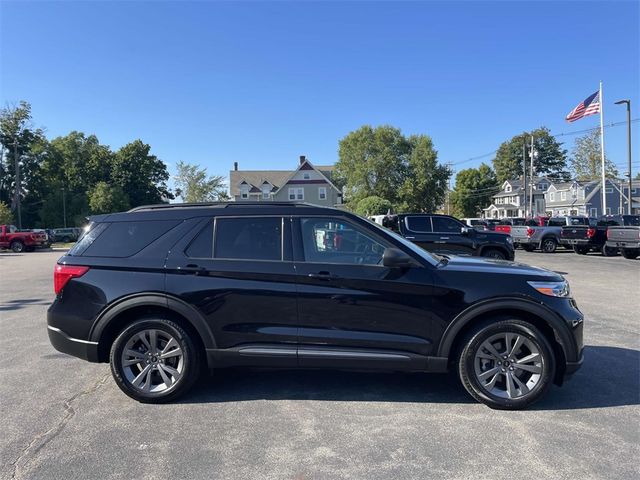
[439,255,562,280]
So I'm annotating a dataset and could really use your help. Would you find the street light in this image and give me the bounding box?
[614,99,632,214]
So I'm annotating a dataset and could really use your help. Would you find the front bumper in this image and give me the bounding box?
[47,325,99,362]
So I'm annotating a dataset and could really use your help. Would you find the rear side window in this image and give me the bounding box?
[406,216,432,233]
[80,220,179,257]
[214,217,282,261]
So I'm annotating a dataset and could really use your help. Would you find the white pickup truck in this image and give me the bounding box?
[511,216,591,253]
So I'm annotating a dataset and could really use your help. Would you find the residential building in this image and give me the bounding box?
[483,177,551,219]
[229,156,342,207]
[545,178,640,217]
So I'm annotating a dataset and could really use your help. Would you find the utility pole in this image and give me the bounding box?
[13,139,21,229]
[62,188,67,228]
[446,161,454,216]
[522,138,527,218]
[529,136,535,218]
[615,99,632,214]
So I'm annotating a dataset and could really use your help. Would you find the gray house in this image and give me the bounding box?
[229,156,342,207]
[483,177,551,218]
[545,178,640,217]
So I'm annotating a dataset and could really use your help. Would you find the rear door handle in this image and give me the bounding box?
[178,264,207,275]
[308,272,339,280]
[440,237,450,240]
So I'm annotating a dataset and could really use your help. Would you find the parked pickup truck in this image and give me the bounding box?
[510,216,591,253]
[561,215,639,256]
[378,214,515,260]
[0,224,48,252]
[605,215,640,259]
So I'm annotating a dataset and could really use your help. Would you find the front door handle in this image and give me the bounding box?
[177,264,207,275]
[308,272,339,281]
[440,237,450,240]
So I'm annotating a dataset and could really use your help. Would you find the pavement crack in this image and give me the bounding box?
[9,373,111,480]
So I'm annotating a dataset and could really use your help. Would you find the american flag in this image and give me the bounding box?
[565,91,600,122]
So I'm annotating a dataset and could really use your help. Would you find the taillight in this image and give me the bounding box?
[54,264,89,294]
[587,228,596,238]
[606,229,611,240]
[527,227,534,237]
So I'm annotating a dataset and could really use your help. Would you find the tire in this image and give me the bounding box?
[458,318,556,410]
[62,236,71,243]
[601,245,618,257]
[541,238,557,253]
[522,245,536,252]
[482,249,506,260]
[110,317,201,403]
[621,249,640,260]
[10,240,24,253]
[573,246,589,255]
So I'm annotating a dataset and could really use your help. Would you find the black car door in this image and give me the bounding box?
[430,216,475,255]
[399,215,438,252]
[292,216,438,370]
[165,215,298,367]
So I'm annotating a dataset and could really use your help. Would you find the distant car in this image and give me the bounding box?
[382,213,514,260]
[460,218,488,231]
[0,225,48,252]
[53,228,81,243]
[605,215,640,259]
[560,215,637,256]
[511,216,590,253]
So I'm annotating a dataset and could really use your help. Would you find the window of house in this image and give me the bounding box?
[560,192,567,201]
[605,187,613,193]
[300,218,388,265]
[262,184,271,200]
[288,187,304,200]
[550,193,555,201]
[240,185,249,199]
[214,217,282,261]
[590,208,597,217]
[318,187,327,200]
[303,173,310,180]
[505,185,511,192]
[606,207,612,215]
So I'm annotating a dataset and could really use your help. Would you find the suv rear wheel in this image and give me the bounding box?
[110,317,201,403]
[458,319,555,409]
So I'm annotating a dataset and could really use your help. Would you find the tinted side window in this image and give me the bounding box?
[548,218,565,227]
[623,215,640,226]
[406,217,432,233]
[214,217,282,261]
[82,220,179,257]
[569,217,588,226]
[185,222,214,258]
[432,217,463,233]
[300,217,388,265]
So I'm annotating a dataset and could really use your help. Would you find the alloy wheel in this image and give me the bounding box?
[474,332,544,400]
[120,329,184,394]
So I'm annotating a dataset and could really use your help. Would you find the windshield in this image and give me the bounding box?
[623,215,640,226]
[361,216,440,266]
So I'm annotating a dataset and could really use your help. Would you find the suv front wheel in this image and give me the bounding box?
[110,317,201,403]
[458,319,555,409]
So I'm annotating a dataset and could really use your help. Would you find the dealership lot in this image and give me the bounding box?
[1,249,638,480]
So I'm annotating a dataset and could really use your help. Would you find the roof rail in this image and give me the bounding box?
[127,201,318,212]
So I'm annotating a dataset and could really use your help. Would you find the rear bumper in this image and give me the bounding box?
[47,325,99,362]
[606,240,640,249]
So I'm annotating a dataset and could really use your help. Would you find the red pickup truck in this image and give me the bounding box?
[0,225,47,252]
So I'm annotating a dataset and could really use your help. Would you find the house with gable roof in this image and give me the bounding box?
[229,156,342,207]
[482,176,551,218]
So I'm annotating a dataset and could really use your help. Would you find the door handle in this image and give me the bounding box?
[307,272,339,280]
[177,264,207,275]
[440,237,450,240]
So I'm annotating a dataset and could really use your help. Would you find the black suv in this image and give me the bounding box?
[380,214,515,260]
[48,203,583,409]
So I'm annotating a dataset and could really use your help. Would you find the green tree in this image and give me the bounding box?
[0,201,13,224]
[88,182,130,214]
[450,163,499,217]
[111,140,173,206]
[492,127,569,184]
[354,196,393,216]
[571,129,618,180]
[398,135,450,213]
[174,161,228,202]
[334,125,410,206]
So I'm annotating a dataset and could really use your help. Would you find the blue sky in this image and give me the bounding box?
[2,0,639,185]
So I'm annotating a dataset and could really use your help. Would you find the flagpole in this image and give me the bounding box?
[599,80,607,215]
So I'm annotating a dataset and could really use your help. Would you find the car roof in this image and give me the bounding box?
[89,202,347,223]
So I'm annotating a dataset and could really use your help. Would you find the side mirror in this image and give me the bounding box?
[382,247,414,268]
[461,226,472,235]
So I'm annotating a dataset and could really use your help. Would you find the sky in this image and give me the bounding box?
[1,0,639,186]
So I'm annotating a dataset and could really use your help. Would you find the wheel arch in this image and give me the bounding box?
[478,245,509,257]
[438,298,573,384]
[90,293,215,363]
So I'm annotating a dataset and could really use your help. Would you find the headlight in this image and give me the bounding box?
[527,281,571,298]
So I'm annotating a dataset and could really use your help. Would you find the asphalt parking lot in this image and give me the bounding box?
[1,248,638,480]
